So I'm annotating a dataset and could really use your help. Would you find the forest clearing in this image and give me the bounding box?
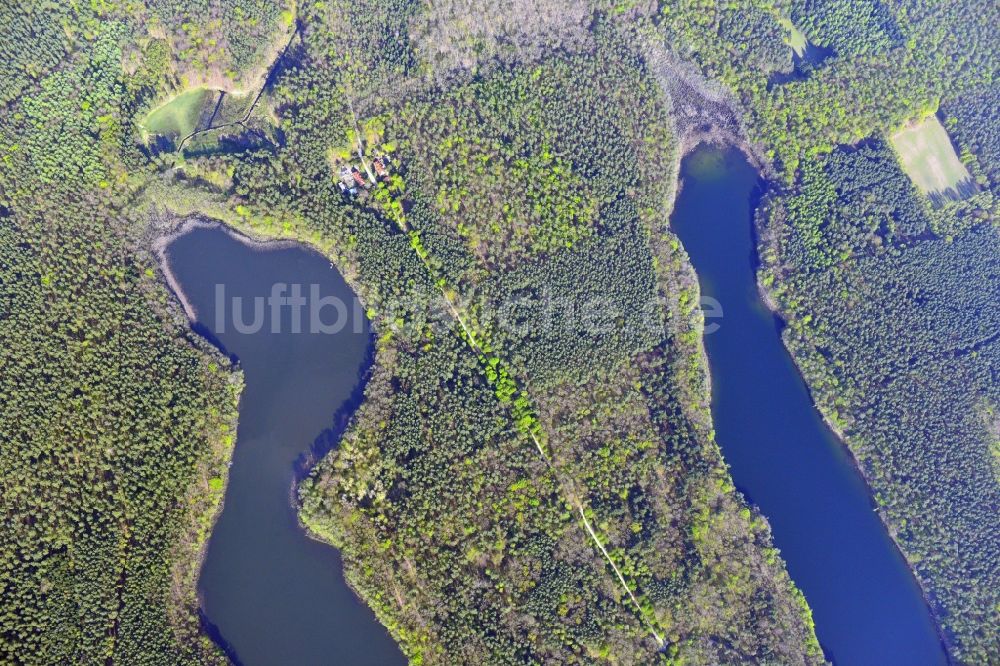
[140,88,213,140]
[890,115,973,198]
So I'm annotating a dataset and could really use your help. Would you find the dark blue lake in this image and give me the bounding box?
[165,224,404,666]
[670,146,947,665]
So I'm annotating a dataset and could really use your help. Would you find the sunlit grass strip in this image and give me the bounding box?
[775,15,807,57]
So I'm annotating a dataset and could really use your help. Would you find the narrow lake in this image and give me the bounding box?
[670,146,947,665]
[165,224,404,665]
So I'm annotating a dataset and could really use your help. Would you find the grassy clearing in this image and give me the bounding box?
[776,15,807,57]
[890,115,972,196]
[141,88,212,140]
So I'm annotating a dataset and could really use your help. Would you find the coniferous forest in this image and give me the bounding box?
[0,0,997,664]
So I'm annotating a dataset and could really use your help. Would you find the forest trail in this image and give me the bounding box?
[342,92,666,648]
[435,257,665,648]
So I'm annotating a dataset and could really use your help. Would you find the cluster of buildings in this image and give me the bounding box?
[337,154,392,197]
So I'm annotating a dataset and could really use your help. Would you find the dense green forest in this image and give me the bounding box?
[291,17,820,662]
[1,0,997,664]
[0,1,820,663]
[942,83,1000,192]
[0,3,263,662]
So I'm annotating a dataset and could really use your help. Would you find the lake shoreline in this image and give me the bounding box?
[161,223,401,663]
[673,125,953,659]
[671,89,952,650]
[153,214,310,319]
[152,209,380,516]
[152,214,398,664]
[749,200,955,660]
[672,144,948,663]
[152,216,270,664]
[148,216,251,664]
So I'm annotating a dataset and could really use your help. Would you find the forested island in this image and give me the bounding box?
[0,0,996,665]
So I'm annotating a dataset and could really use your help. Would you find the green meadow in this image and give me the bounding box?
[140,88,211,140]
[890,115,972,195]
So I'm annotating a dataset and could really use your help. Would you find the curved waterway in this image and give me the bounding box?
[670,146,947,665]
[165,224,404,665]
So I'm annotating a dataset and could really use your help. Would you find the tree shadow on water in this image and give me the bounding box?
[199,607,244,666]
[292,338,376,484]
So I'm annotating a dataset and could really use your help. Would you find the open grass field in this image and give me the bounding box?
[890,115,972,197]
[140,88,211,140]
